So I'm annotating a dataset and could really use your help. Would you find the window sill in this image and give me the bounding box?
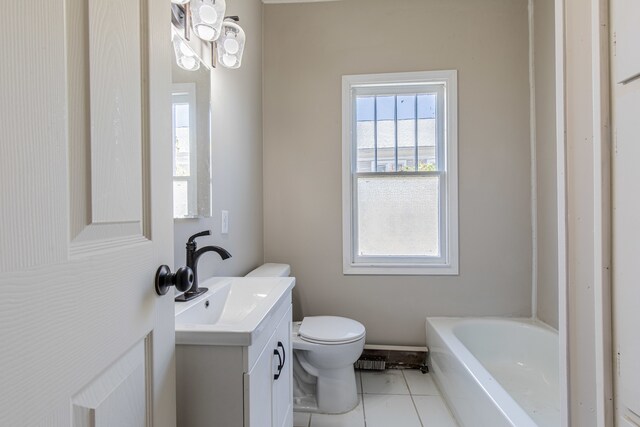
[343,263,459,276]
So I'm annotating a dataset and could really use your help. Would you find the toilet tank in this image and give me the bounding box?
[245,263,291,277]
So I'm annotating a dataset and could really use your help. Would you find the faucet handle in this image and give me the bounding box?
[187,230,211,244]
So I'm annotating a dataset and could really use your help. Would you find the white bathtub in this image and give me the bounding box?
[426,317,560,427]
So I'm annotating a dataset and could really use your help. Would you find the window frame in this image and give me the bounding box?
[341,70,459,275]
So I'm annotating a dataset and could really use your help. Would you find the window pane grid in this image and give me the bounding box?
[356,92,439,174]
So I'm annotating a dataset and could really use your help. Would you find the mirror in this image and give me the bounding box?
[171,55,212,219]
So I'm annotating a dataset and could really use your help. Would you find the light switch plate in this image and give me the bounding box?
[221,210,229,234]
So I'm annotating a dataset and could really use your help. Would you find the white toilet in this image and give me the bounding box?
[246,263,366,414]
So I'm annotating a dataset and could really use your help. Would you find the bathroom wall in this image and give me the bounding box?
[263,0,533,345]
[533,0,559,329]
[174,0,264,278]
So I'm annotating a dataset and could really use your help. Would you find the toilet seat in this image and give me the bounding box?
[298,316,365,345]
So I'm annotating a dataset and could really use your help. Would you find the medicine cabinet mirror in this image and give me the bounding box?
[171,5,212,219]
[171,38,213,219]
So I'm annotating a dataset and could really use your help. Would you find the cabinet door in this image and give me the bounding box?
[244,342,273,427]
[272,306,293,427]
[244,303,293,427]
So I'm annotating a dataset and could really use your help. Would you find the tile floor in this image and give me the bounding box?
[293,369,459,427]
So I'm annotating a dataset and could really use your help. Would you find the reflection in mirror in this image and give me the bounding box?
[171,57,212,219]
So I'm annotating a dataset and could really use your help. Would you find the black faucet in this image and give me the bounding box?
[175,230,231,302]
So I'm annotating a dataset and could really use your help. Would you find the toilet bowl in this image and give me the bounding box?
[246,264,366,414]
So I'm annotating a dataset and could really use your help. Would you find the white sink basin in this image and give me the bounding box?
[174,276,295,346]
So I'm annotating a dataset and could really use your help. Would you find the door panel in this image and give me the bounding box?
[72,338,149,427]
[612,0,640,84]
[613,78,640,418]
[68,0,150,247]
[612,0,640,418]
[88,0,143,224]
[0,0,175,425]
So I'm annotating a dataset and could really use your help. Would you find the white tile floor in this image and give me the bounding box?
[293,369,459,427]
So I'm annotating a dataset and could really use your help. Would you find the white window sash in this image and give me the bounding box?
[342,70,459,276]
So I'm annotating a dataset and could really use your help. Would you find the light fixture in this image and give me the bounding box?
[171,1,246,71]
[172,35,200,71]
[190,0,226,42]
[216,17,245,69]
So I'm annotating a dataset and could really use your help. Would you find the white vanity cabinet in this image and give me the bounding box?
[175,289,293,427]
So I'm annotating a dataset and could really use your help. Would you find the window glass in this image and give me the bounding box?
[375,96,396,172]
[357,176,440,257]
[417,94,437,170]
[173,103,191,177]
[356,97,375,173]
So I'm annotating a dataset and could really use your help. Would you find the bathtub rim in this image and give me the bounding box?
[426,316,559,427]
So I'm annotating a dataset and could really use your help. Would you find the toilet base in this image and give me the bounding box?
[292,353,359,414]
[293,368,358,414]
[293,394,359,416]
[293,395,318,413]
[316,366,358,414]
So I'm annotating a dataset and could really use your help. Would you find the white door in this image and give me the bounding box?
[0,0,175,426]
[612,0,640,424]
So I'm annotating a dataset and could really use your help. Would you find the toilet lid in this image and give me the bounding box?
[299,316,365,344]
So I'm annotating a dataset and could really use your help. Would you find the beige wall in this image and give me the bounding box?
[534,0,558,329]
[174,0,264,278]
[263,0,533,345]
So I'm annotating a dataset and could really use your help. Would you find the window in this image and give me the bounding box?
[172,83,198,218]
[342,71,458,275]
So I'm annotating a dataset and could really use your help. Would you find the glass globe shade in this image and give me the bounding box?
[199,4,218,24]
[180,56,198,70]
[223,37,239,55]
[195,24,216,41]
[222,53,237,67]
